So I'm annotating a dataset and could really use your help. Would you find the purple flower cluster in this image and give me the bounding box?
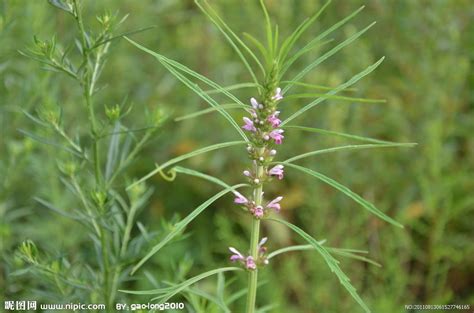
[228,87,286,270]
[229,237,269,270]
[233,192,283,219]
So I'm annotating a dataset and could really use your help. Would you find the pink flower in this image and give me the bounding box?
[269,129,284,144]
[250,97,260,110]
[234,192,248,205]
[266,196,283,212]
[245,256,257,270]
[229,247,244,262]
[242,117,256,132]
[258,237,268,248]
[271,87,283,101]
[268,165,284,180]
[267,111,281,127]
[253,205,264,218]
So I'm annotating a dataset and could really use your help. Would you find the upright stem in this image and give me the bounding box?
[246,153,265,313]
[246,219,260,313]
[73,2,110,309]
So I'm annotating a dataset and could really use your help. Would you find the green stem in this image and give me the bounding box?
[74,2,110,310]
[246,159,264,313]
[246,219,260,313]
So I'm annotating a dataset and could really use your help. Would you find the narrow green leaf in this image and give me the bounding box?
[284,22,376,93]
[282,57,385,126]
[125,37,249,140]
[195,1,261,84]
[204,82,260,94]
[184,286,231,313]
[267,217,371,313]
[173,166,231,189]
[259,0,273,59]
[18,129,83,158]
[155,267,242,303]
[281,81,357,92]
[122,267,241,296]
[243,33,269,64]
[127,141,246,190]
[159,60,248,140]
[175,103,248,122]
[282,126,403,144]
[91,26,156,49]
[267,242,326,259]
[280,39,334,76]
[281,5,365,80]
[21,109,49,127]
[268,244,381,267]
[328,247,381,267]
[131,185,248,274]
[283,143,416,164]
[200,0,265,76]
[285,93,386,104]
[278,0,332,64]
[282,162,403,228]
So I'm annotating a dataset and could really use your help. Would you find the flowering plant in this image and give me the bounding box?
[123,1,414,312]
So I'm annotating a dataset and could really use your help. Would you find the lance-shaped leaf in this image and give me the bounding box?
[259,0,274,60]
[282,126,403,144]
[197,0,265,77]
[173,166,231,189]
[282,57,385,126]
[131,184,248,274]
[268,244,381,267]
[127,141,246,190]
[204,82,260,94]
[175,103,248,122]
[267,217,371,313]
[284,21,376,91]
[281,162,403,228]
[284,93,386,104]
[278,0,332,65]
[125,37,248,141]
[121,267,242,304]
[281,5,365,81]
[283,143,416,164]
[281,81,357,92]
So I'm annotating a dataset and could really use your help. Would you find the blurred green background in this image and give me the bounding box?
[1,0,473,312]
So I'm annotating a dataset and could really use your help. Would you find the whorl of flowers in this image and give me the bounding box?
[228,87,284,270]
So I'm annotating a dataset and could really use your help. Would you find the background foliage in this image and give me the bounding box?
[1,0,473,312]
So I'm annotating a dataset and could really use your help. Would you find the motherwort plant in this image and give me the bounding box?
[124,1,414,312]
[16,0,165,310]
